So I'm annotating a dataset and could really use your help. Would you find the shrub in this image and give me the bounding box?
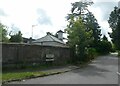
[86,48,97,60]
[111,44,116,52]
[96,41,112,54]
[76,48,97,63]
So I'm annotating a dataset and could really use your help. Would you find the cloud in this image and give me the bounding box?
[0,8,7,16]
[92,2,118,21]
[10,24,20,35]
[37,8,52,25]
[0,0,118,40]
[88,1,118,41]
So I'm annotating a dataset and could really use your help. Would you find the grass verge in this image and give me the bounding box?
[2,71,54,84]
[2,60,94,84]
[2,67,76,84]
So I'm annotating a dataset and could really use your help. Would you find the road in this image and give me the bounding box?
[9,54,118,84]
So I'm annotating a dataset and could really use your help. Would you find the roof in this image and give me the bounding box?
[57,30,64,33]
[22,37,35,40]
[32,34,65,44]
[22,37,35,43]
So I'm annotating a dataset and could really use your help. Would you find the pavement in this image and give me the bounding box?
[37,65,80,73]
[7,54,119,84]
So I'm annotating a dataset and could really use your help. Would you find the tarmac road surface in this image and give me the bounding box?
[9,54,118,84]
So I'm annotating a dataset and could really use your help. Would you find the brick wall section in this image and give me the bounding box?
[2,43,71,66]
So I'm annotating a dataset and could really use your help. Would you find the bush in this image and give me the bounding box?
[111,44,116,52]
[96,41,112,54]
[86,48,97,60]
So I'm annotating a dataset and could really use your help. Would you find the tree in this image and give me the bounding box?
[67,0,101,43]
[108,6,118,30]
[9,31,23,43]
[96,40,112,54]
[108,6,120,50]
[85,12,101,43]
[96,35,112,54]
[68,0,93,19]
[65,0,103,62]
[102,35,108,41]
[67,0,93,25]
[115,18,120,50]
[0,22,9,42]
[67,16,92,61]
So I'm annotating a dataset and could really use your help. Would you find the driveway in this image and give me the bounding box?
[9,54,118,84]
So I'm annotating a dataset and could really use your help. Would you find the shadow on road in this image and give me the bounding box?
[71,54,118,78]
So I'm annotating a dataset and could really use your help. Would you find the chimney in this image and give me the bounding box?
[29,37,32,44]
[57,30,64,41]
[47,32,51,35]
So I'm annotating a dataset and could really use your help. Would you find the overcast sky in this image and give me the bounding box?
[0,0,119,40]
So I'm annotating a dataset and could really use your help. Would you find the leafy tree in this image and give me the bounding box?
[85,12,101,42]
[0,23,9,42]
[67,0,101,44]
[108,6,118,30]
[96,41,112,54]
[102,35,108,41]
[9,31,23,43]
[115,18,120,50]
[67,0,93,19]
[108,6,120,50]
[67,16,92,62]
[97,35,112,54]
[67,0,93,26]
[66,0,102,62]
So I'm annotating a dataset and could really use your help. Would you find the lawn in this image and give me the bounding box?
[2,63,58,83]
[2,71,51,83]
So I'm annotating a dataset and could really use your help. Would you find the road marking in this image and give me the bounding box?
[117,72,120,75]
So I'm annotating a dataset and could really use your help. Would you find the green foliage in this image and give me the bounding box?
[68,0,93,18]
[85,12,101,42]
[67,16,92,62]
[2,71,51,82]
[102,35,108,41]
[67,1,101,43]
[108,6,118,30]
[108,6,120,50]
[0,23,9,42]
[110,43,116,52]
[96,41,112,54]
[66,0,102,63]
[67,18,89,46]
[113,18,120,50]
[9,31,23,43]
[86,48,97,60]
[118,51,120,57]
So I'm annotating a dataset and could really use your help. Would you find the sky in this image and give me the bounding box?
[0,0,119,41]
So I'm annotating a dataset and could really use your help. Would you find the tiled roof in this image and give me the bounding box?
[32,34,65,44]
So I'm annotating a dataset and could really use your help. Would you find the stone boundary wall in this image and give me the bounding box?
[2,43,71,66]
